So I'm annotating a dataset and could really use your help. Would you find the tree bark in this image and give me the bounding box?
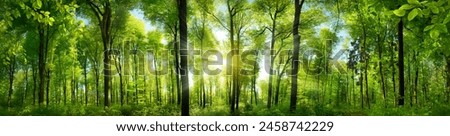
[290,0,305,112]
[446,57,450,104]
[397,18,405,106]
[84,58,88,106]
[377,34,386,108]
[46,70,51,106]
[38,25,46,106]
[178,0,190,116]
[7,56,16,107]
[88,0,112,107]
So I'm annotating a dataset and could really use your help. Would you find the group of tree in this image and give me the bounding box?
[1,0,450,116]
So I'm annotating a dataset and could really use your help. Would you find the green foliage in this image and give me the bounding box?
[2,0,450,116]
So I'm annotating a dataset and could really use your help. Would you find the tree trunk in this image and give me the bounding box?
[290,0,305,112]
[7,56,16,107]
[397,18,405,106]
[95,64,99,106]
[38,25,46,106]
[173,26,181,105]
[24,66,29,106]
[134,52,139,105]
[267,13,277,109]
[253,57,258,105]
[154,53,160,104]
[378,34,387,108]
[390,41,397,106]
[46,70,51,106]
[88,1,112,107]
[178,0,189,116]
[63,76,67,105]
[414,56,419,105]
[33,64,37,105]
[446,57,450,104]
[84,58,88,106]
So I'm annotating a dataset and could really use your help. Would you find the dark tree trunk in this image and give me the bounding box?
[397,19,405,106]
[94,65,99,106]
[413,51,419,105]
[88,0,112,107]
[46,70,51,106]
[7,56,16,107]
[154,54,160,104]
[446,57,450,104]
[253,57,258,105]
[178,0,190,116]
[134,52,139,105]
[378,34,387,108]
[38,25,46,106]
[63,77,67,105]
[33,64,37,105]
[290,0,305,112]
[172,26,181,105]
[84,58,88,106]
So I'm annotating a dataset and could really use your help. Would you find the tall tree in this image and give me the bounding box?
[290,0,305,112]
[178,0,190,116]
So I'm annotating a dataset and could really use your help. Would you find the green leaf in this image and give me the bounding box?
[436,24,448,33]
[408,0,420,5]
[33,0,42,9]
[400,4,414,10]
[431,6,439,14]
[424,25,435,31]
[444,12,450,24]
[48,17,55,26]
[12,10,20,18]
[430,29,440,39]
[422,8,430,16]
[394,9,406,17]
[408,8,419,21]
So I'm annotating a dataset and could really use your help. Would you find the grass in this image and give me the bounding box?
[1,102,449,116]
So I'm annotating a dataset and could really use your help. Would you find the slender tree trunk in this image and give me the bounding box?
[33,64,37,106]
[154,54,160,104]
[360,69,364,109]
[63,76,67,105]
[95,65,99,106]
[24,66,29,106]
[378,34,387,108]
[178,0,190,116]
[88,1,112,107]
[118,58,124,106]
[414,57,419,105]
[408,52,412,107]
[253,57,258,105]
[397,18,405,106]
[446,57,450,104]
[134,51,139,105]
[290,0,305,112]
[38,25,46,106]
[46,70,51,106]
[173,27,181,105]
[7,56,16,107]
[390,41,397,106]
[267,13,277,109]
[84,58,88,106]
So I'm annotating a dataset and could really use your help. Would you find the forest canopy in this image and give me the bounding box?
[1,0,450,116]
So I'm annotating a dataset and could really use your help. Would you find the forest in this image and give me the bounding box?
[1,0,450,116]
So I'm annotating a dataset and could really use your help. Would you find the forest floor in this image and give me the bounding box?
[1,103,450,116]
